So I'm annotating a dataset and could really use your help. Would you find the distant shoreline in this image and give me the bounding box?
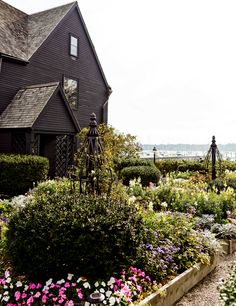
[141,144,236,152]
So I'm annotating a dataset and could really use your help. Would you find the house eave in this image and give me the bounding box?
[0,53,29,65]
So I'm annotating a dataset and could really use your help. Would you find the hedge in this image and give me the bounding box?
[114,157,153,174]
[121,165,161,186]
[0,154,49,196]
[154,159,236,176]
[154,159,207,176]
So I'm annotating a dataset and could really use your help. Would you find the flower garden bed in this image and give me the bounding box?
[138,240,236,306]
[138,255,219,306]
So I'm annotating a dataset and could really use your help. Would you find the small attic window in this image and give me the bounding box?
[70,34,78,58]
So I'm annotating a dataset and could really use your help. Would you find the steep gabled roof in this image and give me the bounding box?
[0,0,111,89]
[27,2,75,59]
[0,0,75,61]
[0,82,80,131]
[0,1,28,60]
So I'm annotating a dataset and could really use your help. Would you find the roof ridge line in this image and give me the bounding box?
[29,1,76,16]
[23,82,59,89]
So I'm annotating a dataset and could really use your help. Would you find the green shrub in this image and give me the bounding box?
[121,165,161,186]
[0,154,49,196]
[155,159,207,176]
[6,191,143,281]
[114,157,153,174]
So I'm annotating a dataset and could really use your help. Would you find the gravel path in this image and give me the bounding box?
[175,253,236,306]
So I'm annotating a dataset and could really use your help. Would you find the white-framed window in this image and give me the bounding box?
[69,34,78,57]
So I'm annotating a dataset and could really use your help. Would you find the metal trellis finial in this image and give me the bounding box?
[204,135,222,180]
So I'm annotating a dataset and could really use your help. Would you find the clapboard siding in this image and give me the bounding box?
[0,7,109,128]
[0,131,11,152]
[34,92,77,133]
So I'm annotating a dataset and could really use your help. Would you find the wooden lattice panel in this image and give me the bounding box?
[55,135,73,177]
[12,133,26,154]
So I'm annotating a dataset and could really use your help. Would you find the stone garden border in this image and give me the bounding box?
[138,239,236,306]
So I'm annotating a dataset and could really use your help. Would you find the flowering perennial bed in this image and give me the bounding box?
[0,267,155,306]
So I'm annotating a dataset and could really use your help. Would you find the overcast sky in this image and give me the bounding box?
[4,0,236,144]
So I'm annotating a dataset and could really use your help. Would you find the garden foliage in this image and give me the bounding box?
[0,154,49,196]
[127,174,236,223]
[121,165,161,186]
[218,263,236,305]
[155,159,207,176]
[137,211,212,281]
[6,183,144,281]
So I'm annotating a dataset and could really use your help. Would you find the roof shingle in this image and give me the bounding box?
[0,0,75,61]
[0,82,59,128]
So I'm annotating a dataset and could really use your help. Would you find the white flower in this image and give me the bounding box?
[161,201,168,208]
[3,291,9,295]
[107,277,115,286]
[24,285,28,291]
[83,282,91,289]
[109,296,116,306]
[57,279,65,285]
[100,288,105,293]
[16,281,23,287]
[4,271,10,278]
[103,300,107,305]
[9,284,13,289]
[5,277,11,284]
[94,281,99,287]
[67,273,74,281]
[46,278,53,287]
[84,302,90,306]
[105,290,112,298]
[2,296,10,302]
[128,196,136,204]
[148,201,153,211]
[101,281,106,287]
[3,285,8,289]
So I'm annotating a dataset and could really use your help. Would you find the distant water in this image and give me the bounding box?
[140,149,236,161]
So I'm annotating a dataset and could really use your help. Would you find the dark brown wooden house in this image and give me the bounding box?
[0,0,111,176]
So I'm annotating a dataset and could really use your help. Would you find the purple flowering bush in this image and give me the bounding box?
[137,211,212,280]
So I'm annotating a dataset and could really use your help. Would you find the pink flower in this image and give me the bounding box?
[114,278,121,287]
[36,283,42,289]
[26,296,34,305]
[121,284,131,298]
[64,282,70,288]
[0,278,6,285]
[29,283,36,290]
[76,288,83,299]
[136,284,142,292]
[41,295,47,303]
[14,291,21,301]
[65,301,74,306]
[34,292,41,298]
[22,293,27,299]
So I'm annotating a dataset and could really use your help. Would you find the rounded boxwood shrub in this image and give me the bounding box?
[121,165,161,186]
[6,192,144,281]
[0,154,49,196]
[114,157,153,174]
